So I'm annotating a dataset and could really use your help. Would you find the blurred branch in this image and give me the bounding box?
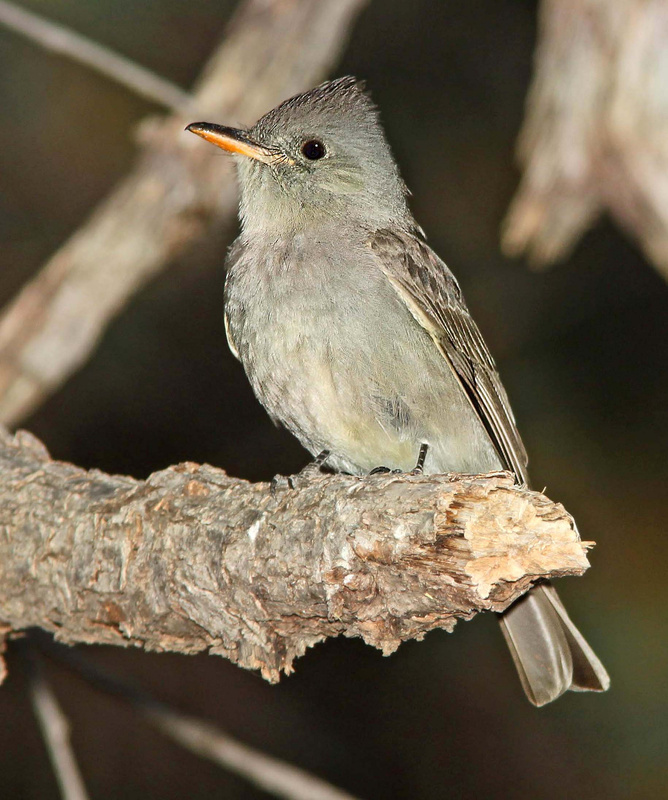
[149,707,361,800]
[36,637,362,800]
[0,426,592,684]
[29,667,90,800]
[502,0,668,276]
[0,0,368,426]
[0,0,194,112]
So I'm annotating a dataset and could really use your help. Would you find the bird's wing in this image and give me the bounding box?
[222,239,244,361]
[369,228,529,483]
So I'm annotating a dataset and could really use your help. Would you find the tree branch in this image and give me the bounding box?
[0,0,194,112]
[0,427,592,684]
[148,706,362,800]
[502,0,668,276]
[0,0,368,425]
[33,638,362,800]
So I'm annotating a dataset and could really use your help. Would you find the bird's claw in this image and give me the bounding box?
[368,466,401,475]
[287,450,331,489]
[270,474,291,496]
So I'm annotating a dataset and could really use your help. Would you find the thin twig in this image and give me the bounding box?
[29,668,90,800]
[0,0,194,112]
[149,708,363,800]
[35,635,363,800]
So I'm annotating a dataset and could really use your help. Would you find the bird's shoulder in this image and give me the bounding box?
[369,227,465,307]
[367,227,493,370]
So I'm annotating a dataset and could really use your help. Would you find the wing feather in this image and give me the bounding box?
[370,228,529,484]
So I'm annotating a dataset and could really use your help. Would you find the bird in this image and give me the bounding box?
[186,76,610,706]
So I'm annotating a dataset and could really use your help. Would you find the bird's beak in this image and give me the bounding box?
[186,122,277,164]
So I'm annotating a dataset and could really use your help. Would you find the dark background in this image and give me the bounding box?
[1,1,667,798]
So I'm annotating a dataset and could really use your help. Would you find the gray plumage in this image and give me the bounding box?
[187,76,610,706]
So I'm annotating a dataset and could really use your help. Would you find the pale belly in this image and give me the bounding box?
[224,239,502,476]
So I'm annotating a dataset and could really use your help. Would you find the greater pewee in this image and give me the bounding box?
[187,77,609,706]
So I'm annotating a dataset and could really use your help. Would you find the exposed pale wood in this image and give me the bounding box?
[0,427,592,684]
[0,0,368,425]
[503,0,668,275]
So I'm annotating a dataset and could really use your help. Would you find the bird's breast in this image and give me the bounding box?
[223,233,502,475]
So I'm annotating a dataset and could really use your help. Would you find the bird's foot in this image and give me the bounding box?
[370,443,429,477]
[410,443,429,475]
[310,450,332,470]
[270,474,291,496]
[288,450,331,489]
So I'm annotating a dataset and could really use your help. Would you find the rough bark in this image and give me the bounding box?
[503,0,668,276]
[0,427,592,683]
[0,0,368,425]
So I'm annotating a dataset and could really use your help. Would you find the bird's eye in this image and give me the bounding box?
[301,139,326,160]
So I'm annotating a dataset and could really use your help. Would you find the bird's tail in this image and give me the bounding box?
[498,582,610,707]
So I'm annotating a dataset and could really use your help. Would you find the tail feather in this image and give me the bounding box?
[539,583,611,693]
[499,583,609,707]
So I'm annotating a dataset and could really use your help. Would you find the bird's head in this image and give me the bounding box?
[187,77,411,237]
